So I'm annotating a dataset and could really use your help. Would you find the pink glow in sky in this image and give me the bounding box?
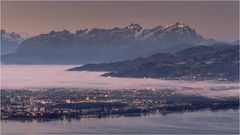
[1,1,239,41]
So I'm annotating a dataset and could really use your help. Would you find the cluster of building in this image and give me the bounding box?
[1,88,239,120]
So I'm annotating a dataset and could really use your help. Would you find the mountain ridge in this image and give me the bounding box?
[2,22,218,64]
[1,29,24,55]
[68,43,239,81]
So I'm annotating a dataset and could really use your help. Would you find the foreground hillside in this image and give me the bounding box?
[68,44,239,81]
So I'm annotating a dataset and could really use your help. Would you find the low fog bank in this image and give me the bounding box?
[1,65,239,98]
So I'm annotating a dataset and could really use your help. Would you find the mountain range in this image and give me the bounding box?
[1,29,24,55]
[1,22,217,64]
[68,43,239,81]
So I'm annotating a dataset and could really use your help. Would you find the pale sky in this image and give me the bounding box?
[1,1,239,41]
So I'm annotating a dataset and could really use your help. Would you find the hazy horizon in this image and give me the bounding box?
[1,1,239,41]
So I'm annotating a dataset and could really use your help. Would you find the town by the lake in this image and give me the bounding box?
[1,88,239,121]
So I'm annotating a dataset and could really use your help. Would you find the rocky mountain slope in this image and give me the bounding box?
[1,29,24,55]
[2,22,216,64]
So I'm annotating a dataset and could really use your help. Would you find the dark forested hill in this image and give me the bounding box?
[68,44,239,81]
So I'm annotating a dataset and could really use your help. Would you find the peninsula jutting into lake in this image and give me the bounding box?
[1,1,239,134]
[68,44,239,81]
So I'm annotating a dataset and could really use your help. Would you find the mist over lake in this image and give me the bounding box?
[1,1,239,134]
[1,65,239,98]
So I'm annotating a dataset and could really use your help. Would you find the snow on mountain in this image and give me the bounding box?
[137,25,164,41]
[26,22,204,45]
[136,22,204,44]
[1,22,217,64]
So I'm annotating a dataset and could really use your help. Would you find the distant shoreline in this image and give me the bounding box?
[2,108,239,122]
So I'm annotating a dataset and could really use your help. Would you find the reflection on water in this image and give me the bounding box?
[1,109,239,134]
[1,65,239,134]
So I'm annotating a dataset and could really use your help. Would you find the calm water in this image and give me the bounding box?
[1,109,239,134]
[1,65,239,134]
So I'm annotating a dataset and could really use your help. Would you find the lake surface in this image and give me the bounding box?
[1,109,239,134]
[1,65,239,98]
[1,65,239,134]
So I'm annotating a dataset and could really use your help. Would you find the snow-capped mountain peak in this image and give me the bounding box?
[136,22,203,43]
[72,22,203,43]
[165,22,187,28]
[13,22,208,49]
[125,23,142,31]
[137,25,164,40]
